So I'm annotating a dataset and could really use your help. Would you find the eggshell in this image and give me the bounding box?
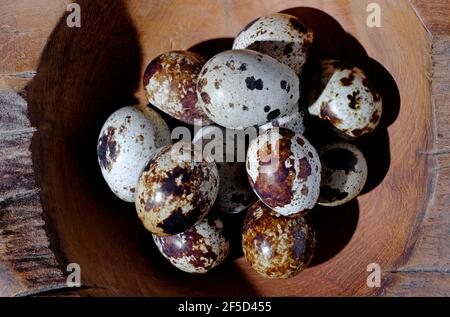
[192,125,256,214]
[317,142,368,206]
[143,51,212,125]
[242,200,315,279]
[246,128,321,216]
[197,49,299,128]
[233,13,313,75]
[135,143,219,236]
[153,215,229,273]
[308,60,382,139]
[97,106,171,202]
[259,104,306,135]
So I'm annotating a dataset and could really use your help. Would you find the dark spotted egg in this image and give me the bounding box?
[246,128,321,217]
[196,49,299,128]
[317,142,368,206]
[97,106,171,202]
[143,51,212,125]
[153,215,229,273]
[242,200,315,279]
[307,59,382,139]
[259,103,306,135]
[233,13,314,75]
[135,143,219,236]
[192,126,256,214]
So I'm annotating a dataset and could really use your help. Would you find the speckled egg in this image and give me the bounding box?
[135,143,219,236]
[307,59,382,139]
[233,13,314,75]
[259,104,306,135]
[143,51,213,125]
[317,142,368,206]
[192,126,256,214]
[242,200,315,279]
[153,215,229,273]
[197,49,299,128]
[97,106,171,202]
[246,128,321,216]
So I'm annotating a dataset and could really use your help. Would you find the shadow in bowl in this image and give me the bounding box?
[309,200,359,266]
[26,0,257,296]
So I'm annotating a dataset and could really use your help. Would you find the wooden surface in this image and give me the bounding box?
[0,0,449,296]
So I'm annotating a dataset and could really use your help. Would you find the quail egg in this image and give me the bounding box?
[153,215,229,273]
[135,143,219,236]
[97,106,171,202]
[242,200,315,279]
[192,125,256,214]
[197,49,299,128]
[317,142,368,206]
[143,51,212,125]
[259,103,306,135]
[307,59,382,139]
[246,128,321,216]
[233,13,313,75]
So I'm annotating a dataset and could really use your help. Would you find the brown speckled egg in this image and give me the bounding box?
[135,143,219,236]
[317,142,368,206]
[192,125,256,214]
[307,59,382,139]
[143,51,212,125]
[153,215,229,273]
[197,49,299,128]
[246,128,321,217]
[242,200,315,279]
[233,13,314,75]
[97,106,171,202]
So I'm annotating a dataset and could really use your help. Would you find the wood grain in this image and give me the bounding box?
[0,0,449,296]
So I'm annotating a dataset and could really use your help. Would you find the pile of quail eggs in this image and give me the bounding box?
[97,13,381,279]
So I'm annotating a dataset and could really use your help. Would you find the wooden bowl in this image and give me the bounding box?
[1,0,449,296]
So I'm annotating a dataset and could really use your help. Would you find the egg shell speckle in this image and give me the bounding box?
[135,143,219,236]
[97,106,171,202]
[233,13,314,75]
[246,128,321,216]
[242,200,315,279]
[259,104,306,135]
[307,60,382,139]
[143,51,213,125]
[153,215,229,273]
[318,142,368,206]
[197,49,299,128]
[192,125,256,214]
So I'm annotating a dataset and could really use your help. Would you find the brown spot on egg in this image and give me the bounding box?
[264,105,271,113]
[197,78,208,92]
[214,79,222,89]
[297,157,312,182]
[242,105,249,111]
[320,102,342,125]
[225,60,236,71]
[321,148,357,174]
[296,137,305,146]
[362,77,381,102]
[201,92,211,104]
[347,90,361,110]
[252,129,295,208]
[351,127,371,138]
[143,57,163,86]
[97,126,119,172]
[371,110,381,124]
[340,73,355,86]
